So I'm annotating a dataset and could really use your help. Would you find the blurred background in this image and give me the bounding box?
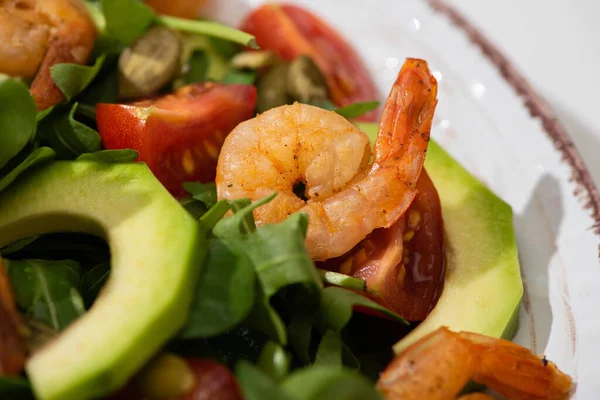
[447,0,600,187]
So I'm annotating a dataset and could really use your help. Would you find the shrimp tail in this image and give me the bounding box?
[374,58,438,188]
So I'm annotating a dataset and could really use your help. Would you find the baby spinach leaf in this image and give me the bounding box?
[315,287,407,334]
[182,181,218,208]
[76,149,138,163]
[311,100,336,111]
[180,238,255,338]
[223,69,257,85]
[182,50,209,85]
[50,54,107,101]
[0,147,56,193]
[79,68,119,105]
[334,101,380,119]
[101,0,155,46]
[236,360,293,400]
[0,80,37,170]
[314,330,342,368]
[257,341,291,381]
[4,259,86,331]
[158,16,258,49]
[81,261,110,307]
[281,366,383,400]
[0,376,33,399]
[288,314,314,364]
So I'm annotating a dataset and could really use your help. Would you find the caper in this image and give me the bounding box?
[136,353,196,399]
[256,62,293,113]
[119,26,183,99]
[286,55,329,104]
[231,50,278,70]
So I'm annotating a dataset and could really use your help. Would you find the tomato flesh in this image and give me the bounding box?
[96,83,257,197]
[319,169,445,321]
[241,3,380,121]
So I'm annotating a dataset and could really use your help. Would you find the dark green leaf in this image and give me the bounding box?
[81,261,110,307]
[182,181,218,208]
[183,50,209,84]
[257,341,290,381]
[101,0,155,46]
[0,376,33,399]
[223,69,256,85]
[318,269,366,292]
[311,100,336,111]
[180,238,255,338]
[79,68,119,105]
[199,200,231,231]
[179,196,208,219]
[36,106,55,123]
[158,16,257,49]
[5,259,86,331]
[74,103,97,120]
[0,237,38,256]
[281,366,383,400]
[0,80,37,170]
[76,149,138,163]
[334,101,380,119]
[50,54,106,101]
[315,287,407,333]
[243,291,288,345]
[314,330,342,368]
[236,360,293,400]
[288,314,313,364]
[0,147,56,193]
[207,36,241,59]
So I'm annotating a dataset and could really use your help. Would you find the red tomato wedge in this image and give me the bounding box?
[319,169,445,321]
[241,3,380,121]
[96,83,257,197]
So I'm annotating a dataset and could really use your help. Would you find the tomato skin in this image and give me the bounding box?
[318,169,445,321]
[241,4,380,121]
[144,0,208,19]
[96,83,257,197]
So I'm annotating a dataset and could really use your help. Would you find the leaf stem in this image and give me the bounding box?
[317,269,366,292]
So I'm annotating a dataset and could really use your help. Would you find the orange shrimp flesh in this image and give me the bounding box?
[376,327,573,400]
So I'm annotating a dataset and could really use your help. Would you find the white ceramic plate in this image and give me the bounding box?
[208,0,600,397]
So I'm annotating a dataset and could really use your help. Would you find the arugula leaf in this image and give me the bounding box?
[280,366,383,400]
[315,287,407,334]
[81,261,110,307]
[314,330,342,368]
[257,341,290,381]
[180,238,255,338]
[101,0,155,46]
[311,100,336,111]
[236,360,293,400]
[182,181,218,208]
[334,101,380,119]
[0,147,56,193]
[50,54,106,101]
[158,16,258,49]
[0,376,33,399]
[199,200,231,230]
[318,269,366,292]
[5,259,86,331]
[223,69,257,85]
[39,103,101,159]
[179,196,208,220]
[0,80,37,170]
[76,149,138,163]
[182,50,209,85]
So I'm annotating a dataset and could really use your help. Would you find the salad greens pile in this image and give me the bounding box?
[0,0,400,398]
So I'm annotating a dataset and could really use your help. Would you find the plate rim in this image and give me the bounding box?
[428,0,600,242]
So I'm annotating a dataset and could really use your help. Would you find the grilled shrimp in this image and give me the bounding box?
[217,58,438,260]
[376,327,573,400]
[0,0,97,109]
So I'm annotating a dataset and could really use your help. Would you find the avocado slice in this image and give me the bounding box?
[355,123,523,353]
[0,161,206,400]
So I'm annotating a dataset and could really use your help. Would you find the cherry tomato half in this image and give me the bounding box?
[96,83,257,197]
[241,3,380,121]
[319,169,445,321]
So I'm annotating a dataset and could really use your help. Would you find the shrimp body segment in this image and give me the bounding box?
[216,59,438,260]
[376,327,573,400]
[0,0,97,109]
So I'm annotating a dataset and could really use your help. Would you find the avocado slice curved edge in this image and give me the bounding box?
[0,161,207,400]
[355,122,523,353]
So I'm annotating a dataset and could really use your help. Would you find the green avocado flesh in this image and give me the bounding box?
[356,123,523,353]
[0,161,206,400]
